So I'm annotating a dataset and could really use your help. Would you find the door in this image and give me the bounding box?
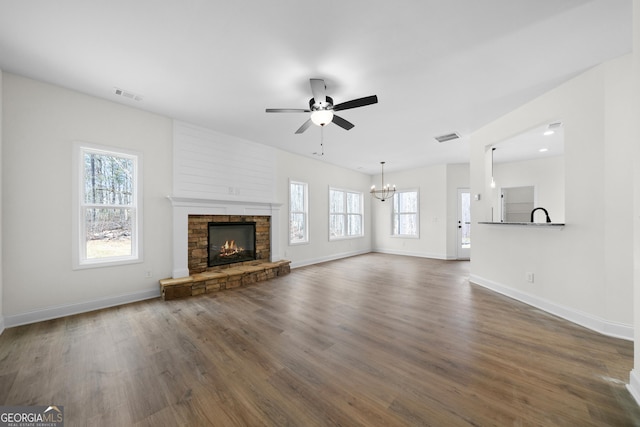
[457,188,471,259]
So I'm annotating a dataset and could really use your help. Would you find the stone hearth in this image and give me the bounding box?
[159,259,291,300]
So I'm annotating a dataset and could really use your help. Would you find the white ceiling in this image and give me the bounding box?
[493,122,564,164]
[0,0,632,175]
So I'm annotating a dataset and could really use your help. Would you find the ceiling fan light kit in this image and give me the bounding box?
[266,78,378,134]
[310,109,334,126]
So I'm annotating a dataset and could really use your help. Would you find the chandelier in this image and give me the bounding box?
[370,161,396,201]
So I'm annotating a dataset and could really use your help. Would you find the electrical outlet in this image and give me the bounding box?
[145,270,153,278]
[526,272,534,283]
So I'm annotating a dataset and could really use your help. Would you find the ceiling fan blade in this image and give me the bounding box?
[295,118,313,134]
[310,78,326,105]
[333,95,378,111]
[332,114,354,131]
[266,108,311,113]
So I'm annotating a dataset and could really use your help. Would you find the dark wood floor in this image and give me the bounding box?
[1,253,639,426]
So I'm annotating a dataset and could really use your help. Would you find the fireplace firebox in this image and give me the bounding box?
[208,222,257,267]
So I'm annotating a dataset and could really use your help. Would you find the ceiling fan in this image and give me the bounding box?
[266,78,378,134]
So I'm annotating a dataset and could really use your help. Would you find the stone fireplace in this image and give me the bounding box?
[160,197,288,300]
[168,197,282,279]
[162,123,288,300]
[188,214,270,273]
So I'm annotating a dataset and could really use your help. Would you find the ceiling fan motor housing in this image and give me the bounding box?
[310,96,333,111]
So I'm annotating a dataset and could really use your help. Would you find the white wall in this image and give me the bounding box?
[173,121,276,203]
[470,54,634,340]
[0,69,4,334]
[276,150,373,267]
[2,73,174,326]
[371,163,469,260]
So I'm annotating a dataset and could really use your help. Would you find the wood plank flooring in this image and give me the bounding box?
[1,253,639,426]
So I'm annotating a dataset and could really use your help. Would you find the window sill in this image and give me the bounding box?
[73,257,142,270]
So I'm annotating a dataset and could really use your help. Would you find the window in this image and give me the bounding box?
[393,190,419,237]
[289,180,308,244]
[329,188,363,240]
[73,143,142,268]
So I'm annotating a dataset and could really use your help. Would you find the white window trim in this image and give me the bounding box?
[289,179,309,245]
[392,188,420,238]
[72,142,143,269]
[329,186,364,241]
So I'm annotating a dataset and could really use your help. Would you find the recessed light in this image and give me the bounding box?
[539,148,549,152]
[544,121,562,135]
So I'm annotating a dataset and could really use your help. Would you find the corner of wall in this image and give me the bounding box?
[632,0,640,381]
[470,274,634,341]
[628,370,640,406]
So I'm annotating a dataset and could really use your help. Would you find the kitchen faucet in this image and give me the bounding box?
[530,207,551,223]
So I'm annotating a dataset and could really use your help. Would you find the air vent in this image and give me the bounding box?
[548,121,563,130]
[434,132,460,143]
[113,87,143,102]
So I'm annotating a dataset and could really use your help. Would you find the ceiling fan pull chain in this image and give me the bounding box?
[320,126,324,156]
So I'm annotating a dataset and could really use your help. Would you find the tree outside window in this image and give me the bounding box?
[330,188,363,240]
[289,180,309,244]
[393,190,419,237]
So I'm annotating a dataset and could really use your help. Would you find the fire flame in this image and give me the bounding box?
[220,240,243,257]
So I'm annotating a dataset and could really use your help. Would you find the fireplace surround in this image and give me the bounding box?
[188,214,269,273]
[161,198,288,300]
[168,197,282,279]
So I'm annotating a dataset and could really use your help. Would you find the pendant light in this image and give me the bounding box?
[370,162,396,202]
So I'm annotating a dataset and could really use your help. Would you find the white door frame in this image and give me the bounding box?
[457,188,471,260]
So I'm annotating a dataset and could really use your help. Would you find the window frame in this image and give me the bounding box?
[392,188,420,238]
[329,187,364,241]
[289,179,309,245]
[72,142,143,269]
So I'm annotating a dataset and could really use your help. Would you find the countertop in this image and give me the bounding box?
[478,222,565,227]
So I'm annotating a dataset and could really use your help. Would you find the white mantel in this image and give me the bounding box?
[168,196,282,279]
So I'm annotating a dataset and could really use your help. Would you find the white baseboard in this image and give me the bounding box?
[290,249,371,269]
[0,316,5,336]
[372,248,456,260]
[4,288,161,328]
[470,274,633,341]
[628,370,640,406]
